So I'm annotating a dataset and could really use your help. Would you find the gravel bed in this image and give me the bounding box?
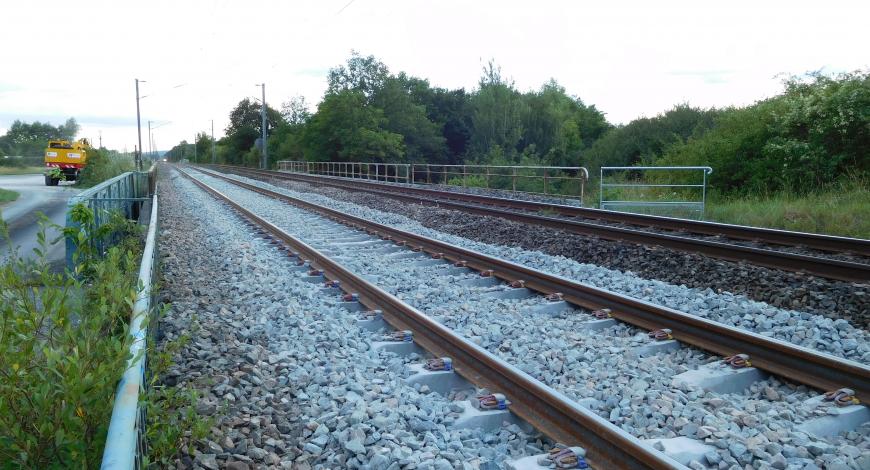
[188,169,870,469]
[201,169,870,363]
[237,170,870,331]
[157,168,548,469]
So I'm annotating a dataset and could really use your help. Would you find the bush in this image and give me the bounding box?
[78,148,136,187]
[0,211,140,467]
[658,71,870,194]
[0,206,206,467]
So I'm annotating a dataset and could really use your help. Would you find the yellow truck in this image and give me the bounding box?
[44,138,90,186]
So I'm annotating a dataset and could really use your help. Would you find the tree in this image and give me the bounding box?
[327,51,389,101]
[302,90,404,162]
[372,74,447,163]
[280,96,312,126]
[224,98,283,163]
[195,132,214,162]
[470,61,525,160]
[583,104,720,175]
[226,98,283,136]
[0,118,79,157]
[519,80,610,167]
[416,87,473,164]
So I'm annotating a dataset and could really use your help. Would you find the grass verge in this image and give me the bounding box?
[0,188,19,204]
[0,166,44,175]
[705,177,870,239]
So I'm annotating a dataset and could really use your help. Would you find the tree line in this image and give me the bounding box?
[164,52,869,196]
[0,118,79,160]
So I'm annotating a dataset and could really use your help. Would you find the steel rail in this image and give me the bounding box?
[192,165,870,404]
[217,164,870,256]
[204,164,870,282]
[175,166,686,470]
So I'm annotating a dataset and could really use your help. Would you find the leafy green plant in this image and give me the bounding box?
[45,166,64,181]
[0,211,138,468]
[77,148,135,188]
[0,204,208,468]
[447,174,488,188]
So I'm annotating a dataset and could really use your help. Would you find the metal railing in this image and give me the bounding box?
[100,195,158,470]
[599,166,713,219]
[410,164,587,202]
[277,160,412,183]
[65,168,155,269]
[277,160,589,204]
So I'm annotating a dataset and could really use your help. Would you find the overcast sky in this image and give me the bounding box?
[1,0,867,152]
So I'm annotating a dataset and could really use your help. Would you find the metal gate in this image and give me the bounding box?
[599,166,713,219]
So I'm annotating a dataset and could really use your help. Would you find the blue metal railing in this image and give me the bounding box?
[100,194,158,469]
[599,166,713,220]
[65,170,153,269]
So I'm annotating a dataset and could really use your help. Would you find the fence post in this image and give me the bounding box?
[599,167,604,209]
[702,168,709,218]
[543,169,549,196]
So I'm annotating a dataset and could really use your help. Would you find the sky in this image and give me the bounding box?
[1,0,867,153]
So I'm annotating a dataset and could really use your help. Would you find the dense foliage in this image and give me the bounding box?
[167,52,867,198]
[658,72,870,194]
[77,148,136,187]
[0,205,206,467]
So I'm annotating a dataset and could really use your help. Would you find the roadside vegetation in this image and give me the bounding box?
[0,207,206,467]
[77,148,136,188]
[163,54,867,237]
[0,188,18,204]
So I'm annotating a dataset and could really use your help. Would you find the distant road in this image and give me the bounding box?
[0,173,80,270]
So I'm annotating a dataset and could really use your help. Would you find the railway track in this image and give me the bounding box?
[176,166,684,470]
[179,165,869,469]
[202,164,870,283]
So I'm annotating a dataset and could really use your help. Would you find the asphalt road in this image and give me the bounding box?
[0,173,80,269]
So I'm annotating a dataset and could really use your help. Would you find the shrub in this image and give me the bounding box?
[0,211,139,467]
[0,205,206,467]
[78,148,136,188]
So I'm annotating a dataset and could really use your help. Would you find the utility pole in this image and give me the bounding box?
[99,130,102,148]
[135,79,145,171]
[194,134,198,163]
[148,120,153,161]
[256,83,267,169]
[211,119,216,164]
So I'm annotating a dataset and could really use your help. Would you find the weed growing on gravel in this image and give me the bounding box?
[143,312,212,467]
[0,205,208,467]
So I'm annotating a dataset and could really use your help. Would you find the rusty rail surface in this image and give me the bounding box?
[204,164,870,283]
[176,166,686,470]
[191,165,870,404]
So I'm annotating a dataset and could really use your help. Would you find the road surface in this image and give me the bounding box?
[0,173,80,270]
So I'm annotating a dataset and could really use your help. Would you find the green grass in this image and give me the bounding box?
[586,174,869,239]
[704,177,870,239]
[0,188,19,204]
[0,166,44,175]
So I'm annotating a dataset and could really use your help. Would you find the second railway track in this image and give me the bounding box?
[203,164,870,283]
[178,165,870,469]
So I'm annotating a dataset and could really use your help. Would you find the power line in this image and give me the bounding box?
[336,0,357,15]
